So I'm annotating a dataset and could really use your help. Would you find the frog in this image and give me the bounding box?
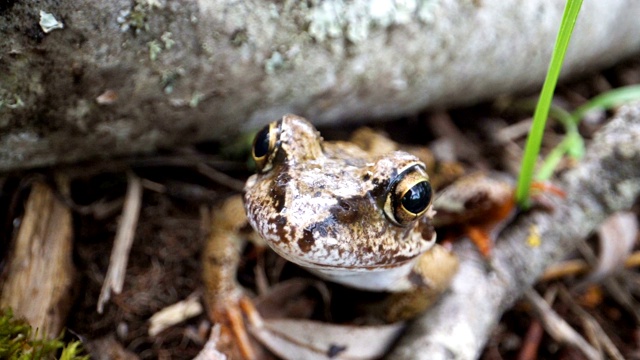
[243,114,459,294]
[201,114,532,358]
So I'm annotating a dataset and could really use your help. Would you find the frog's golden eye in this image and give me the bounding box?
[252,121,281,173]
[384,164,432,226]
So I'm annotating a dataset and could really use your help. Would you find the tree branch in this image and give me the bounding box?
[390,103,640,359]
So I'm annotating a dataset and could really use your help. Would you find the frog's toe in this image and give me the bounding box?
[465,225,493,258]
[207,295,262,360]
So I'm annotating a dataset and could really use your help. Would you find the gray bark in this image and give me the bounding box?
[1,0,639,171]
[389,103,640,359]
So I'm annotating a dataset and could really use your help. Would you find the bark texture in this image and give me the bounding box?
[389,103,640,359]
[0,181,75,338]
[1,0,639,171]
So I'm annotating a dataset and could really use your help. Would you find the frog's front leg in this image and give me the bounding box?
[202,195,260,360]
[384,244,459,322]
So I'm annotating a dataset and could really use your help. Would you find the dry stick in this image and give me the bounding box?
[524,289,601,360]
[516,319,544,360]
[197,163,246,192]
[602,277,640,324]
[516,286,557,360]
[97,173,143,313]
[390,104,640,360]
[557,286,625,360]
[540,250,640,282]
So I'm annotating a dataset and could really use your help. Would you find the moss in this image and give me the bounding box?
[148,39,162,61]
[305,0,439,44]
[0,309,88,360]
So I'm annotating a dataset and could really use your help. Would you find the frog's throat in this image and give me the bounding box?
[307,261,418,292]
[268,242,427,292]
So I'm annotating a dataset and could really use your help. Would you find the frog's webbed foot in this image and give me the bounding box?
[384,244,459,322]
[460,226,494,258]
[202,196,262,360]
[205,294,263,360]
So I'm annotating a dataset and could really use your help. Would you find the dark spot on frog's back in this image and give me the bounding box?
[299,228,315,253]
[270,172,291,212]
[299,221,332,252]
[270,215,290,243]
[369,178,389,198]
[329,196,361,223]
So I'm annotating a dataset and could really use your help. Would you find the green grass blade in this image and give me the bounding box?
[538,84,640,179]
[515,0,583,207]
[571,84,640,123]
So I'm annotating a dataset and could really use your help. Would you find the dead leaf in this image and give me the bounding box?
[586,211,638,283]
[249,318,404,360]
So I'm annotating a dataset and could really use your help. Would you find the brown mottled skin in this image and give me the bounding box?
[244,114,458,292]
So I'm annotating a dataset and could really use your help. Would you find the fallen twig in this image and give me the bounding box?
[523,288,600,360]
[557,286,625,360]
[148,292,203,337]
[541,250,640,282]
[97,172,143,313]
[197,163,246,192]
[516,287,556,360]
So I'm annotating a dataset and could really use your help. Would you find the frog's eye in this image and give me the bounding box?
[384,164,432,226]
[252,121,281,173]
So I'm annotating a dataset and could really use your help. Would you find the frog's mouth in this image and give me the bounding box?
[269,242,422,271]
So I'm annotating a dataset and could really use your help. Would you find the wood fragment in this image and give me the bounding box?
[0,179,75,338]
[540,259,590,282]
[541,250,640,282]
[97,173,143,313]
[148,293,203,336]
[497,119,534,143]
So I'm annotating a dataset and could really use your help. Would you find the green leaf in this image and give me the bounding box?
[516,0,583,207]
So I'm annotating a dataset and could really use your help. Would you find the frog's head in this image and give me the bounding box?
[244,115,436,290]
